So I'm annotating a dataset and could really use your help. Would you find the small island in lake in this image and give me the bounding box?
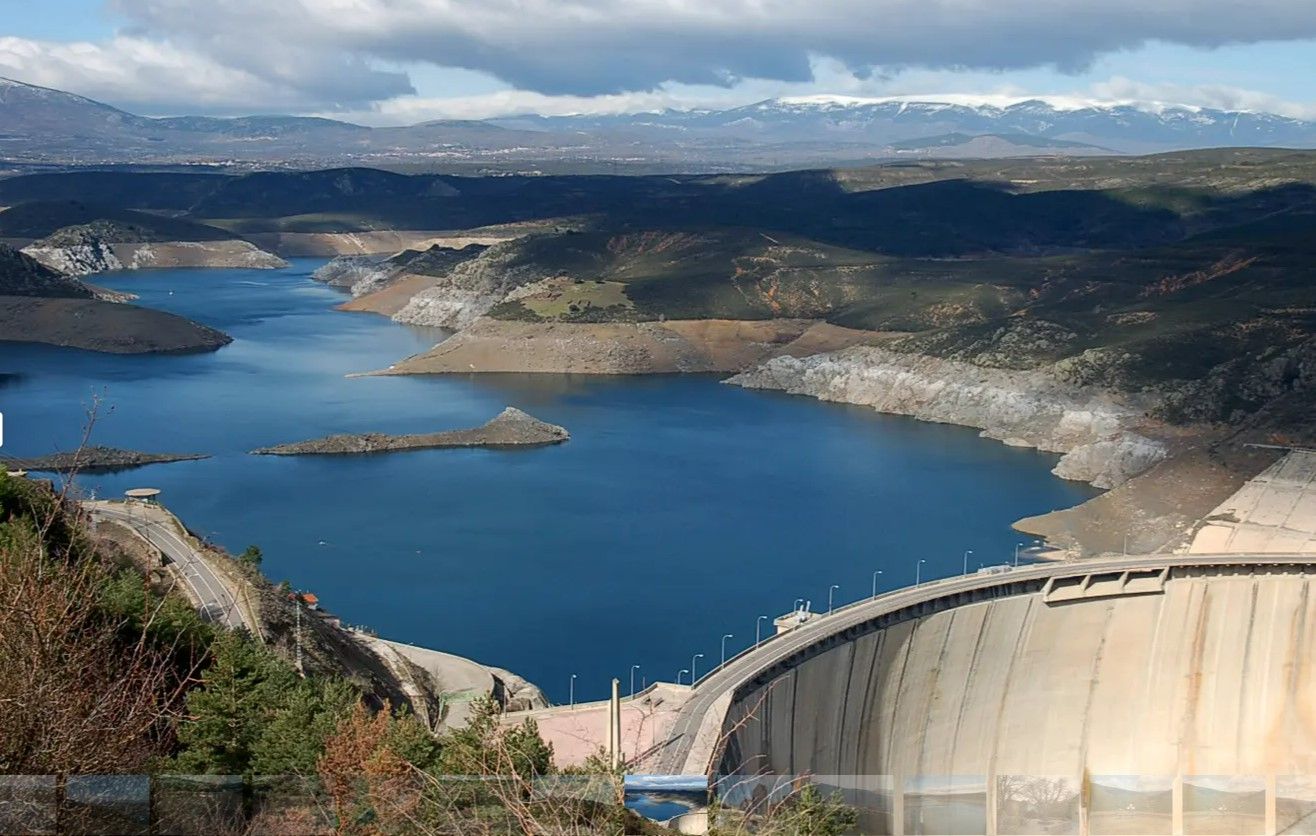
[7,446,210,473]
[250,407,569,456]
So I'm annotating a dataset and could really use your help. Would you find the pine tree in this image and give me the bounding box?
[174,633,297,775]
[251,676,357,775]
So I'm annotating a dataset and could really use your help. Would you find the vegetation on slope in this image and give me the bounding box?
[0,243,93,297]
[1,149,1313,250]
[0,200,238,244]
[471,205,1315,426]
[0,241,234,354]
[0,472,856,834]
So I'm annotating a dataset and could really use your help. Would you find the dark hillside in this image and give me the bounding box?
[0,171,227,210]
[0,151,1313,258]
[0,201,237,243]
[0,244,92,297]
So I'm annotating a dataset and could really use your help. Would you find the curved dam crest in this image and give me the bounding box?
[709,558,1316,833]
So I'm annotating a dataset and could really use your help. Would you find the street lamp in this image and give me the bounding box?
[916,558,927,586]
[872,569,884,598]
[1014,542,1024,566]
[630,665,640,698]
[828,584,840,615]
[569,674,577,710]
[691,653,705,684]
[721,634,735,667]
[756,615,768,647]
[677,669,689,685]
[962,550,974,575]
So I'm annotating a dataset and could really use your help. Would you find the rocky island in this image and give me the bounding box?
[7,445,210,473]
[251,407,569,455]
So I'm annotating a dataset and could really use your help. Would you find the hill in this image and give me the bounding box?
[0,201,286,275]
[3,151,1315,253]
[0,244,93,297]
[0,201,237,244]
[0,243,234,353]
[3,77,1316,168]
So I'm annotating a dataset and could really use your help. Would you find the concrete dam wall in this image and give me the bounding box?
[717,565,1316,833]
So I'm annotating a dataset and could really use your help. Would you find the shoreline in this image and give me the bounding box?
[337,294,1239,559]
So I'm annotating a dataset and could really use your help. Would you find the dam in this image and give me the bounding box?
[635,553,1316,834]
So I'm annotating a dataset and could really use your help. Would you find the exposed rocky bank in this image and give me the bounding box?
[23,232,286,276]
[251,407,568,455]
[727,346,1171,489]
[379,317,886,375]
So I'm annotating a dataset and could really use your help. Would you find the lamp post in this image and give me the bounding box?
[678,669,688,685]
[828,584,840,615]
[630,665,640,698]
[721,634,734,667]
[916,558,927,586]
[756,615,768,647]
[1014,542,1024,566]
[569,674,577,710]
[691,653,704,685]
[872,569,884,598]
[962,550,974,575]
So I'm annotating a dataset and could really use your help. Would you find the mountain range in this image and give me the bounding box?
[2,77,1316,171]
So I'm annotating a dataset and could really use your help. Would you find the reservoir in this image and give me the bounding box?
[0,260,1099,701]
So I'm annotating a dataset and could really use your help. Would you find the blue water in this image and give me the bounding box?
[0,260,1099,701]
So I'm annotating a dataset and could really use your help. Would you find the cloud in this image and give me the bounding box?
[0,34,410,114]
[5,0,1316,115]
[327,63,1316,126]
[1091,76,1316,119]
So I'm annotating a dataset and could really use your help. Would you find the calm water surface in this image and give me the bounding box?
[0,260,1099,700]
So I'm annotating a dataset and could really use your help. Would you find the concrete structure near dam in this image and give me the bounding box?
[634,552,1316,834]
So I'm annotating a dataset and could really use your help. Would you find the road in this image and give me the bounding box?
[646,552,1316,776]
[87,501,247,630]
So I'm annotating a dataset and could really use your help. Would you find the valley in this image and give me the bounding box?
[3,151,1315,558]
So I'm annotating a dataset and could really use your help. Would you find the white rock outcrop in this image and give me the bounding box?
[24,239,286,276]
[23,241,121,275]
[391,242,556,330]
[727,346,1167,488]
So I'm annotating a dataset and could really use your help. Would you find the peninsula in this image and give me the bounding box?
[0,245,233,353]
[7,446,210,473]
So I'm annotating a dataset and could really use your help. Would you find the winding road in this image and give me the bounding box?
[87,501,248,630]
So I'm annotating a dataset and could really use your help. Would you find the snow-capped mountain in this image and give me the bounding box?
[2,76,1314,168]
[496,97,1316,153]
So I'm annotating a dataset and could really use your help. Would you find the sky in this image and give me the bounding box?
[0,0,1313,124]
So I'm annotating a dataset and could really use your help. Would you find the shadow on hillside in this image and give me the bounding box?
[1,166,1314,258]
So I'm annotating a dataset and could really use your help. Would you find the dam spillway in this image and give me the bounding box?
[711,560,1316,834]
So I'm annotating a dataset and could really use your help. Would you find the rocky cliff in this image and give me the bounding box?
[727,346,1169,488]
[391,241,552,330]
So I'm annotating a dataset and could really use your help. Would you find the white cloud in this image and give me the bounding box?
[0,34,410,113]
[1090,76,1316,119]
[325,61,1316,126]
[2,1,1315,117]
